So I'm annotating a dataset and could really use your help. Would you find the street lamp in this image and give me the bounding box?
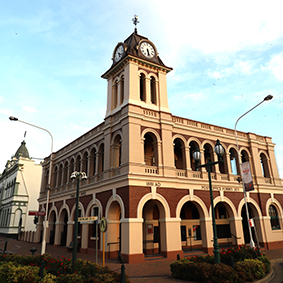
[70,171,87,268]
[234,94,273,249]
[9,116,53,255]
[192,139,225,264]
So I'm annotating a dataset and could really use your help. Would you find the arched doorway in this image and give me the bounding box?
[241,204,259,246]
[59,209,68,246]
[48,211,56,245]
[215,203,231,247]
[142,200,166,256]
[180,201,202,251]
[107,201,121,259]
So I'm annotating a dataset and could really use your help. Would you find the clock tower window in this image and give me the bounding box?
[150,76,157,105]
[140,73,146,102]
[112,80,118,109]
[120,76,124,104]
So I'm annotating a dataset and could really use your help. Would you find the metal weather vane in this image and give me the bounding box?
[132,15,139,33]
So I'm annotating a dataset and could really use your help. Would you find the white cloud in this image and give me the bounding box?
[266,53,283,81]
[235,61,253,74]
[152,1,283,60]
[23,106,37,113]
[0,109,11,116]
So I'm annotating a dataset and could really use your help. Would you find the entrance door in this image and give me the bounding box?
[241,206,256,244]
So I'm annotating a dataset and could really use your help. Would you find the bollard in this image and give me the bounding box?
[39,258,45,279]
[230,256,235,269]
[177,254,180,260]
[30,247,37,255]
[120,263,125,283]
[3,241,7,253]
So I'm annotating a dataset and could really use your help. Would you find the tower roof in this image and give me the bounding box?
[15,140,30,159]
[102,31,172,79]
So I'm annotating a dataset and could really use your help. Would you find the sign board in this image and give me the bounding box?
[28,211,46,216]
[147,224,153,234]
[241,162,254,192]
[249,219,254,227]
[100,217,107,233]
[78,216,98,222]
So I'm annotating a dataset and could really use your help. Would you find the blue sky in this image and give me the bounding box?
[1,1,283,178]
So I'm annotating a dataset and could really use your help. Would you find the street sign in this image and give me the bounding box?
[100,217,107,233]
[78,216,98,222]
[28,211,46,216]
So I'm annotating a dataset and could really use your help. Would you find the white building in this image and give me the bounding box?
[0,140,42,241]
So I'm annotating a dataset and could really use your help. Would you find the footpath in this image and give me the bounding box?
[1,236,283,283]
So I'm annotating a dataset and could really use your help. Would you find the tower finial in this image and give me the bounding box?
[132,15,139,34]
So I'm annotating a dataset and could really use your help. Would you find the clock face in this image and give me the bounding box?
[114,45,124,62]
[140,41,155,58]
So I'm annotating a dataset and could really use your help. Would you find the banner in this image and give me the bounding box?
[241,161,254,192]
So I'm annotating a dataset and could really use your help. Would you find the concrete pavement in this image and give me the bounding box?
[1,236,283,282]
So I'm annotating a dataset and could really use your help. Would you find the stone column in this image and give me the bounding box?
[120,218,144,263]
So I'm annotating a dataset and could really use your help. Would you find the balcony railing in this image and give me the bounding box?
[145,166,158,174]
[176,169,187,177]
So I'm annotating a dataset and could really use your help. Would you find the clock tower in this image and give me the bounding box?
[101,16,173,119]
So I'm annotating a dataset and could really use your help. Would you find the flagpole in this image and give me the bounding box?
[234,95,273,250]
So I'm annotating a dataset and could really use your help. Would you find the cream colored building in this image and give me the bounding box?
[0,141,42,241]
[35,27,283,263]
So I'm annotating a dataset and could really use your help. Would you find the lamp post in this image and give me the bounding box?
[234,94,273,249]
[9,116,53,255]
[192,139,225,264]
[70,171,87,268]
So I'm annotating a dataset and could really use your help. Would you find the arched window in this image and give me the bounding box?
[218,147,228,174]
[189,141,199,171]
[70,158,75,175]
[150,76,156,104]
[76,156,81,172]
[241,150,249,163]
[53,166,58,188]
[260,153,270,178]
[229,148,239,175]
[63,161,68,184]
[140,73,146,102]
[112,135,122,168]
[216,203,229,219]
[98,144,104,173]
[82,152,88,174]
[120,76,124,104]
[144,133,158,166]
[58,164,63,186]
[174,138,185,169]
[269,204,280,230]
[90,148,96,176]
[44,169,49,190]
[204,143,215,173]
[113,80,118,109]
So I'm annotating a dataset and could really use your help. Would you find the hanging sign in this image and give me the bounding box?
[28,211,46,216]
[240,162,254,192]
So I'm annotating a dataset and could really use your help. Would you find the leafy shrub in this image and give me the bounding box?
[235,259,265,281]
[0,262,15,282]
[257,255,271,274]
[0,253,129,283]
[171,259,198,281]
[171,245,271,282]
[0,261,42,283]
[209,263,239,283]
